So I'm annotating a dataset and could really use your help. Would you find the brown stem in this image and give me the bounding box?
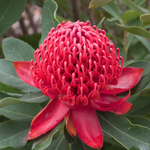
[19,17,28,35]
[86,0,98,25]
[40,0,44,5]
[25,5,38,33]
[70,0,80,21]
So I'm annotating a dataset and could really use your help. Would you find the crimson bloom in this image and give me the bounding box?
[13,21,144,149]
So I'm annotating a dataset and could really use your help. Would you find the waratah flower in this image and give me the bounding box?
[13,20,144,149]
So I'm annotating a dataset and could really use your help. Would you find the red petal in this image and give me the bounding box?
[13,61,36,87]
[101,67,144,95]
[65,111,76,137]
[94,90,131,107]
[110,101,133,115]
[25,97,70,140]
[72,105,103,149]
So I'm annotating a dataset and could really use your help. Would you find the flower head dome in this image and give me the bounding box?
[30,20,123,107]
[13,20,144,149]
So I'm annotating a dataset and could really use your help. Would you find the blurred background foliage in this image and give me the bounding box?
[1,0,150,150]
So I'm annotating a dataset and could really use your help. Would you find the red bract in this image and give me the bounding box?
[13,21,144,149]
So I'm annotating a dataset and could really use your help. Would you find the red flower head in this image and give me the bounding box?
[13,21,144,149]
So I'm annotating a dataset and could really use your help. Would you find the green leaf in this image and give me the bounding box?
[104,145,126,150]
[20,92,49,103]
[0,102,42,120]
[126,116,150,129]
[71,136,96,150]
[0,82,23,96]
[97,112,150,149]
[0,120,30,149]
[0,92,10,100]
[41,0,59,43]
[56,15,69,23]
[135,0,147,6]
[102,2,122,24]
[0,97,21,108]
[2,38,35,61]
[117,24,150,39]
[121,0,144,15]
[97,17,105,29]
[122,10,140,23]
[126,96,150,115]
[0,0,26,37]
[64,125,76,144]
[134,35,150,53]
[32,122,63,150]
[131,71,150,94]
[89,0,115,9]
[0,59,39,93]
[126,61,150,75]
[19,33,41,50]
[128,41,147,60]
[45,134,70,150]
[140,14,150,25]
[129,146,141,150]
[32,0,43,7]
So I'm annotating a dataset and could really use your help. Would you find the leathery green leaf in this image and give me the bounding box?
[41,0,59,43]
[97,112,150,149]
[126,96,150,115]
[71,136,96,150]
[32,122,63,150]
[20,92,49,103]
[0,102,42,120]
[0,0,26,37]
[0,120,30,149]
[0,59,40,93]
[116,24,150,39]
[121,0,144,15]
[126,116,150,129]
[122,10,140,23]
[2,38,35,61]
[45,134,70,150]
[0,97,21,108]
